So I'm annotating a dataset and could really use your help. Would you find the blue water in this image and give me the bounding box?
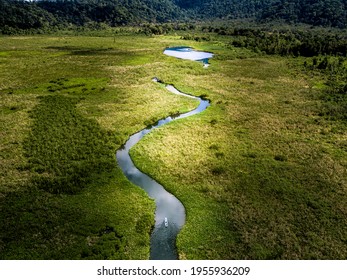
[116,79,209,260]
[164,46,213,66]
[116,47,213,260]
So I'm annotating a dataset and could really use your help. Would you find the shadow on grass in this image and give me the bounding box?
[45,46,127,56]
[0,188,125,259]
[0,93,130,259]
[23,94,116,194]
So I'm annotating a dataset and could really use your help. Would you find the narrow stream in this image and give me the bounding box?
[116,47,213,260]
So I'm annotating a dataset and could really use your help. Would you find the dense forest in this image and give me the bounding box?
[176,0,347,28]
[1,0,347,34]
[0,0,183,33]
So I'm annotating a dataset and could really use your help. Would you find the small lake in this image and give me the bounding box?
[164,47,213,66]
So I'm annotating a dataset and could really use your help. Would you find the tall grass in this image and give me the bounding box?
[24,93,116,194]
[131,49,347,259]
[1,33,346,259]
[0,33,205,259]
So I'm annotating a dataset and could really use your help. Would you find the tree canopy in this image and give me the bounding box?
[1,0,347,34]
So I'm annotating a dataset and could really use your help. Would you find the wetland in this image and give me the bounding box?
[1,32,346,260]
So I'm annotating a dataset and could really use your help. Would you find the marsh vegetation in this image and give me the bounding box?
[1,29,346,259]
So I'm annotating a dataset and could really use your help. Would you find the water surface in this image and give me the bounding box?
[116,79,209,259]
[116,47,212,259]
[164,46,213,66]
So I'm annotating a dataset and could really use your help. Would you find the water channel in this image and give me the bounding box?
[116,47,213,259]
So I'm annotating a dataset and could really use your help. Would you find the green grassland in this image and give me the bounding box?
[130,40,347,259]
[1,33,347,259]
[0,34,198,259]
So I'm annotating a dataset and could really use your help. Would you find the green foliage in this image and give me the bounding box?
[0,0,57,34]
[260,0,347,28]
[0,0,183,34]
[304,56,347,122]
[181,34,211,42]
[1,30,347,261]
[23,91,116,194]
[81,226,125,260]
[229,28,347,57]
[0,188,127,259]
[1,0,347,34]
[130,42,347,259]
[175,0,347,28]
[0,33,206,259]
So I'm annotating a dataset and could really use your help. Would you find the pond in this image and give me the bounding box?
[164,46,214,67]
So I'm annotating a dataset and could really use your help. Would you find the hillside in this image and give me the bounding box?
[1,0,347,34]
[175,0,347,28]
[0,0,184,33]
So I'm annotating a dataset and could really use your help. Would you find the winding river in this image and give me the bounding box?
[116,47,213,260]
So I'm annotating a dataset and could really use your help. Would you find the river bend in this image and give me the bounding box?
[116,47,212,259]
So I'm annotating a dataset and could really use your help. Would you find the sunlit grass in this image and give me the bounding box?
[0,34,199,259]
[131,51,347,259]
[1,33,346,259]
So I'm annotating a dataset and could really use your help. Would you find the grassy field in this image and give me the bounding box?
[0,34,198,259]
[1,32,347,259]
[131,39,347,259]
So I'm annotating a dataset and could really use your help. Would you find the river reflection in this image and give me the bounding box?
[116,48,212,260]
[116,81,209,259]
[164,47,213,66]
